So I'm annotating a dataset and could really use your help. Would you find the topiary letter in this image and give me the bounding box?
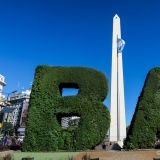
[124,67,160,149]
[23,65,110,151]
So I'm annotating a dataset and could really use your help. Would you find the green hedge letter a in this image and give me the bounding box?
[23,65,110,151]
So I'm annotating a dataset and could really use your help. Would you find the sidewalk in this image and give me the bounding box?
[74,150,160,160]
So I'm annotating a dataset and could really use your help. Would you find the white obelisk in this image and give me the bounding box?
[109,14,126,147]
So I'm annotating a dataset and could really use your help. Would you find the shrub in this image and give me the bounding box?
[2,122,14,135]
[2,154,12,160]
[23,65,110,151]
[0,145,9,151]
[0,151,13,160]
[124,67,160,149]
[21,158,34,160]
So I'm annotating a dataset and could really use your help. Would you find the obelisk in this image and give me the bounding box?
[109,14,126,147]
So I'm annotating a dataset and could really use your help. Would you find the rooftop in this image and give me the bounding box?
[8,89,31,101]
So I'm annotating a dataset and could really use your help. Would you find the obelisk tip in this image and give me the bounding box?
[114,14,120,19]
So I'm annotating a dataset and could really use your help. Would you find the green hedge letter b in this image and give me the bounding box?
[23,65,110,151]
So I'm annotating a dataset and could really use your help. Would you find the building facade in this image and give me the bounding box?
[61,116,80,129]
[0,74,6,107]
[1,90,31,129]
[0,74,6,128]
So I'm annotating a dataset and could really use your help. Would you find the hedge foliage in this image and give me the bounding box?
[23,65,110,151]
[124,67,160,149]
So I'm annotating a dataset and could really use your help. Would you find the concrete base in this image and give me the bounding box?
[95,142,122,151]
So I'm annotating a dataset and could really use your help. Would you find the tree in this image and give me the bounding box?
[2,122,13,135]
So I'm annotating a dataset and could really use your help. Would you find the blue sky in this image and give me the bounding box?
[0,0,160,125]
